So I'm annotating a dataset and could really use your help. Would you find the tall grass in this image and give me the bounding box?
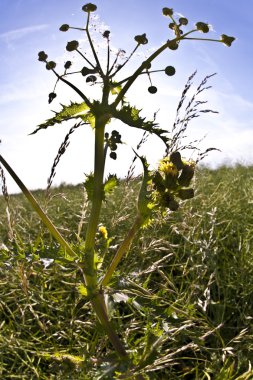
[0,164,252,379]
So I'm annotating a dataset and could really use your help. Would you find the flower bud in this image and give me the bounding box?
[86,75,97,83]
[162,7,173,17]
[148,86,158,94]
[66,40,79,51]
[110,152,117,160]
[220,34,235,47]
[82,3,97,12]
[167,40,179,50]
[195,22,209,33]
[59,24,70,32]
[134,33,148,45]
[46,61,56,70]
[81,66,94,76]
[48,92,57,104]
[64,61,72,69]
[177,188,194,200]
[165,66,176,76]
[178,165,194,187]
[38,51,48,62]
[169,22,176,30]
[168,199,179,211]
[170,151,184,170]
[103,30,110,39]
[179,17,188,26]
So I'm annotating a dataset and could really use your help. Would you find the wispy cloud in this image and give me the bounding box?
[0,24,48,43]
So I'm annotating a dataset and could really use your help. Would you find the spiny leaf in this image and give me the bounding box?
[104,174,118,195]
[111,104,169,146]
[30,101,91,134]
[84,173,94,201]
[135,152,155,227]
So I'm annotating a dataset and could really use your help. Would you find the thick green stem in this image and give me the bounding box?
[83,118,106,287]
[101,216,142,287]
[82,117,129,358]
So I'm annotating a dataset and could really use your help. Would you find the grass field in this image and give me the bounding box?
[0,164,253,379]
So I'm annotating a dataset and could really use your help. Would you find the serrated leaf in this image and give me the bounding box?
[30,101,91,134]
[104,174,118,195]
[111,104,169,146]
[84,173,94,201]
[110,83,122,95]
[135,152,155,227]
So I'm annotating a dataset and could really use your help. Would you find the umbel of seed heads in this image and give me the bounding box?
[152,151,195,211]
[105,130,122,160]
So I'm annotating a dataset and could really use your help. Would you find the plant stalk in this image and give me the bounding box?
[0,154,76,259]
[101,216,142,287]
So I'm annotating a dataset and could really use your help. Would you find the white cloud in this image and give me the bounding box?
[0,24,48,43]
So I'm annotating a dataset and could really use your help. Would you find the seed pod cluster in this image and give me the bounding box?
[105,130,122,160]
[152,151,195,211]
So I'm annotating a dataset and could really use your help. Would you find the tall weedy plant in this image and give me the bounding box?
[0,3,234,376]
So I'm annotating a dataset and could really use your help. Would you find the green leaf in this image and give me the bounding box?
[30,101,91,134]
[111,104,169,146]
[110,83,122,95]
[104,174,118,195]
[84,173,94,201]
[77,283,88,296]
[135,152,155,227]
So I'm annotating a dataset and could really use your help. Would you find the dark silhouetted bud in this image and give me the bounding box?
[196,22,209,33]
[169,22,176,30]
[38,51,48,62]
[59,24,70,32]
[220,34,235,47]
[110,143,117,151]
[179,17,188,25]
[64,61,72,69]
[103,30,110,38]
[165,66,176,76]
[168,199,179,211]
[105,132,109,139]
[82,3,97,12]
[66,40,79,51]
[86,75,97,83]
[110,152,117,160]
[48,92,57,104]
[81,66,93,76]
[178,165,195,187]
[178,188,194,200]
[167,40,179,50]
[134,33,148,45]
[170,151,183,170]
[148,86,158,94]
[162,7,173,17]
[46,61,56,70]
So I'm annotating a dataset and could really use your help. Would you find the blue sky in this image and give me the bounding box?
[0,0,252,193]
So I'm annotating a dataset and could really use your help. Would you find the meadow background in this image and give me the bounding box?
[0,164,252,379]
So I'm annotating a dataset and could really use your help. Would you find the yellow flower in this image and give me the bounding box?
[98,225,108,240]
[158,158,178,176]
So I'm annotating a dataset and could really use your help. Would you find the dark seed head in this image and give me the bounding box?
[110,152,117,160]
[86,75,97,83]
[38,51,48,62]
[134,33,148,45]
[48,92,57,104]
[66,40,79,52]
[165,66,176,76]
[64,61,72,70]
[148,86,157,94]
[195,22,209,33]
[46,61,56,70]
[162,7,173,17]
[82,3,97,12]
[59,24,70,32]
